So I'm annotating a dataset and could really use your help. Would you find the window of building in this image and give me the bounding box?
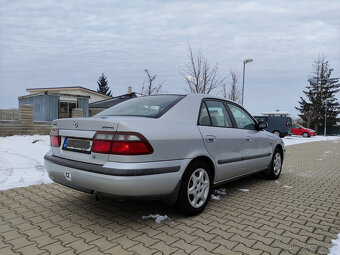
[59,101,77,118]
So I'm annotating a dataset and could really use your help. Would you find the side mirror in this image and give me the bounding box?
[257,121,268,130]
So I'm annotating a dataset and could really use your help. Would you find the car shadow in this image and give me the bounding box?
[51,173,270,224]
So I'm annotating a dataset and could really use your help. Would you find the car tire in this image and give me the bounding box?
[273,130,281,137]
[177,160,212,216]
[302,132,309,138]
[264,148,282,180]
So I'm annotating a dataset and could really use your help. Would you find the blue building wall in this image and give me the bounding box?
[19,94,89,121]
[77,98,89,117]
[19,94,59,121]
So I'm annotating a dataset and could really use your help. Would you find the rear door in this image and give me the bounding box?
[226,103,272,173]
[197,99,245,182]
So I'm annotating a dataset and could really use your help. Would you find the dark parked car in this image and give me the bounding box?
[254,112,292,138]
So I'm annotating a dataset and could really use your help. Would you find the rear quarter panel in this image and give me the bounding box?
[108,96,210,163]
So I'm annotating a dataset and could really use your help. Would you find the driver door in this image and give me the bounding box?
[226,103,272,173]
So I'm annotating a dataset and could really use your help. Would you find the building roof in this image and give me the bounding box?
[26,86,112,99]
[89,92,137,108]
[18,92,90,100]
[261,111,290,116]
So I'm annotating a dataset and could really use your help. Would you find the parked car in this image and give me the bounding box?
[254,113,292,138]
[44,94,285,215]
[292,124,316,137]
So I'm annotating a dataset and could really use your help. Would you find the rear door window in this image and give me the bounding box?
[198,100,233,128]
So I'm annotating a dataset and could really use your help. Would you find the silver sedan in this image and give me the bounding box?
[44,94,284,215]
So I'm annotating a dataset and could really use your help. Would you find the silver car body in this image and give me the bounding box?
[44,94,284,201]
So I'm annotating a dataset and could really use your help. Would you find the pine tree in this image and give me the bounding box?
[296,56,340,130]
[97,73,112,96]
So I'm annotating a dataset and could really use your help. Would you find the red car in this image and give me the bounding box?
[292,124,317,137]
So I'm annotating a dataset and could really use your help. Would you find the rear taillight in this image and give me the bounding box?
[286,121,288,127]
[92,132,115,154]
[111,133,153,155]
[50,128,61,147]
[92,132,153,155]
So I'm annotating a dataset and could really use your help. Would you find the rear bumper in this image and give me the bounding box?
[44,151,187,200]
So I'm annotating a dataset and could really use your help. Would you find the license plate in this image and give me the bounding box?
[63,137,92,153]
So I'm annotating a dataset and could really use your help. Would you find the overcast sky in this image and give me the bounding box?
[0,0,339,117]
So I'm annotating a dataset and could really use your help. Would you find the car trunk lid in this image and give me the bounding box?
[51,118,118,164]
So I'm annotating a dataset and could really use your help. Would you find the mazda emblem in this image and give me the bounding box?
[73,121,78,128]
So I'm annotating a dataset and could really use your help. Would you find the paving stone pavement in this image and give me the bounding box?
[1,140,340,255]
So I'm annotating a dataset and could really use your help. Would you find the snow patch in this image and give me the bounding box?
[214,188,227,195]
[142,214,171,223]
[211,194,220,200]
[0,135,52,190]
[238,189,249,192]
[297,172,312,177]
[283,135,340,147]
[329,233,340,255]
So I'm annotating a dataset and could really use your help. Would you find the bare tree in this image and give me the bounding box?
[141,69,164,95]
[228,70,241,103]
[221,69,241,103]
[182,45,225,94]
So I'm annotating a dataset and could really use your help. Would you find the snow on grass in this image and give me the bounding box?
[238,188,249,192]
[0,135,52,190]
[329,233,340,255]
[142,214,171,223]
[282,135,340,147]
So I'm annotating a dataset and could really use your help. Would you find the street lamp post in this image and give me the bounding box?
[324,107,327,136]
[242,58,253,106]
[323,98,332,136]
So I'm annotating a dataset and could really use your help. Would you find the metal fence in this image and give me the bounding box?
[317,125,340,136]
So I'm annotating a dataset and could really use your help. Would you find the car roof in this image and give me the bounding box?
[153,93,236,104]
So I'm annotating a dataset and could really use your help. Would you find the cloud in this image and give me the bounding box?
[0,0,339,118]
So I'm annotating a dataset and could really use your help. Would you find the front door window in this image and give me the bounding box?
[227,104,256,130]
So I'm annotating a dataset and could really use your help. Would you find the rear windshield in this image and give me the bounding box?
[96,95,185,118]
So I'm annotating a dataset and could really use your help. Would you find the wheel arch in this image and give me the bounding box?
[275,144,284,160]
[187,155,216,183]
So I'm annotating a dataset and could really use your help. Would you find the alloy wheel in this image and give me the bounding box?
[187,168,210,208]
[273,152,282,175]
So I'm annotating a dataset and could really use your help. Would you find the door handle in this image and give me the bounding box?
[206,135,217,143]
[245,136,251,141]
